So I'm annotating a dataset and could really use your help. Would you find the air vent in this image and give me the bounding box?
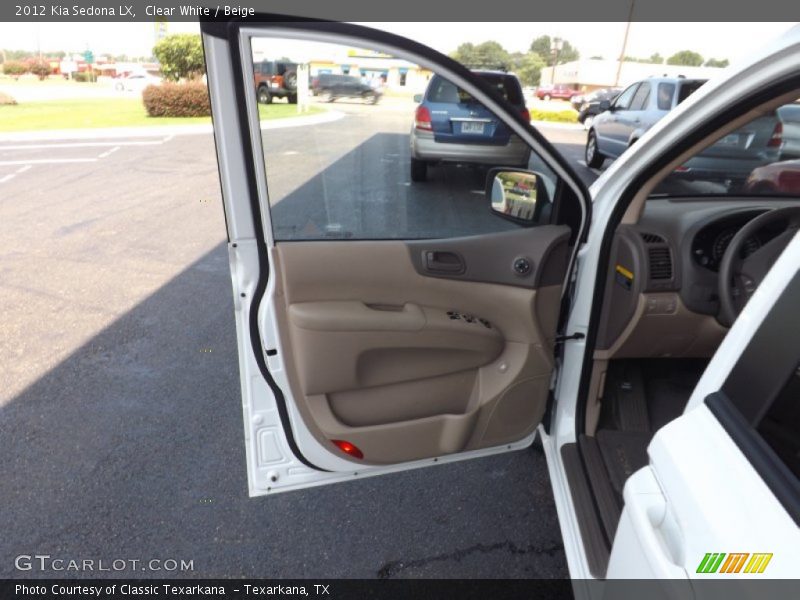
[648,247,673,280]
[641,232,666,244]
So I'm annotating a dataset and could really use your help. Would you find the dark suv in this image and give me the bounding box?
[310,74,381,104]
[254,60,299,104]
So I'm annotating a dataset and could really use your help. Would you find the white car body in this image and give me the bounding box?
[202,19,800,582]
[114,72,161,93]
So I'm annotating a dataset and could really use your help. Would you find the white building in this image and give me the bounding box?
[540,58,728,92]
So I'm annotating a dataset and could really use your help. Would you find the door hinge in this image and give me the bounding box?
[554,332,585,344]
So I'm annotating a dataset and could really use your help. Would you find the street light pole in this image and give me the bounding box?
[614,0,635,87]
[550,37,563,85]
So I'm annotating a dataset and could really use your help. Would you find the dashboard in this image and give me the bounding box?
[595,197,800,358]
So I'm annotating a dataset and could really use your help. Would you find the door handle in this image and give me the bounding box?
[424,250,465,274]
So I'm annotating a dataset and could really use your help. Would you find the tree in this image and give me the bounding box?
[649,53,664,64]
[153,33,205,82]
[2,60,28,78]
[510,52,546,87]
[666,50,704,67]
[705,58,730,68]
[450,41,511,70]
[529,35,580,66]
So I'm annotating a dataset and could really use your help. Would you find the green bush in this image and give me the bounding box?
[2,61,28,77]
[529,109,578,123]
[142,82,210,117]
[72,72,94,82]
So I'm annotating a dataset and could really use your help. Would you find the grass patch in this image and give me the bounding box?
[0,97,323,132]
[529,108,579,124]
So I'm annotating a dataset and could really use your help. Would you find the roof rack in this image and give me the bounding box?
[461,63,509,72]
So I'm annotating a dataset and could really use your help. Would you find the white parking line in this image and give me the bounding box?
[97,146,121,158]
[0,140,165,151]
[0,173,15,183]
[0,158,98,166]
[15,165,32,174]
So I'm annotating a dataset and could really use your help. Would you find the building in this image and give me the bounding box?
[540,58,727,93]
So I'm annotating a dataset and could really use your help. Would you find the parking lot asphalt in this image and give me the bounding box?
[0,104,593,578]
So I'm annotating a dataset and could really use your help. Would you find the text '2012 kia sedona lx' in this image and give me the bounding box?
[201,18,800,581]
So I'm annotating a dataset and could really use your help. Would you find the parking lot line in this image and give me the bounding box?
[0,140,166,151]
[98,146,121,158]
[0,173,15,183]
[0,158,98,166]
[15,165,32,174]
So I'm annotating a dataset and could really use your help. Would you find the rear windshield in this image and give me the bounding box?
[428,74,523,106]
[677,81,705,105]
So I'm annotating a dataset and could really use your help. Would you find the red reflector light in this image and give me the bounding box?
[332,439,364,460]
[768,122,783,148]
[415,105,432,130]
[520,108,531,122]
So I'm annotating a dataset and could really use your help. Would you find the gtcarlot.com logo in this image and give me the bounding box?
[15,554,194,572]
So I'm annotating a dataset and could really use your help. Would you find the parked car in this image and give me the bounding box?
[777,102,800,158]
[254,59,299,104]
[577,87,622,129]
[586,77,707,168]
[310,73,382,104]
[114,72,161,92]
[535,83,579,101]
[585,76,784,187]
[409,70,531,181]
[203,19,800,581]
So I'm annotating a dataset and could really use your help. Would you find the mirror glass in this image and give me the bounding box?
[489,171,539,222]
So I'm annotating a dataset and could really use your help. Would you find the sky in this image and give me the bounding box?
[0,21,796,63]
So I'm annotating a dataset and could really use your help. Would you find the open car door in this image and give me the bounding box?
[201,18,591,495]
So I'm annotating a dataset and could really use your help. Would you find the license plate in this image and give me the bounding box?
[461,122,485,134]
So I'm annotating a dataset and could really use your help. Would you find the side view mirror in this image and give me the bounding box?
[413,94,423,103]
[486,168,549,226]
[599,99,611,112]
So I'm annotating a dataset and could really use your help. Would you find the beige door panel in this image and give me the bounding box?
[271,239,567,466]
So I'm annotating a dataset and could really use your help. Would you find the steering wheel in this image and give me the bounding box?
[718,206,800,326]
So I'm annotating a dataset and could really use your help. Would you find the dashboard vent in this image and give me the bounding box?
[641,232,666,244]
[648,247,673,280]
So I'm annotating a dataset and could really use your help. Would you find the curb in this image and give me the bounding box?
[0,110,345,142]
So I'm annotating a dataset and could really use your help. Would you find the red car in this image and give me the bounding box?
[535,84,579,101]
[744,159,800,194]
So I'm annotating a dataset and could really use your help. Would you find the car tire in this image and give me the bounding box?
[410,158,428,182]
[257,87,272,104]
[288,93,298,104]
[583,115,594,130]
[543,94,551,101]
[585,130,605,168]
[320,91,334,103]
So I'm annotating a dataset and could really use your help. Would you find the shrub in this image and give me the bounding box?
[2,61,28,78]
[142,82,210,117]
[29,59,51,80]
[0,91,17,105]
[529,108,578,123]
[72,72,94,82]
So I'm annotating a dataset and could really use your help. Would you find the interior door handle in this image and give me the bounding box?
[424,250,465,274]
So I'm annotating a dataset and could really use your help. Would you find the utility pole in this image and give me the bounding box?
[614,0,635,87]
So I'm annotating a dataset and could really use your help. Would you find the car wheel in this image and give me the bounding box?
[320,91,334,103]
[585,130,605,168]
[365,92,379,105]
[410,158,427,182]
[543,94,551,101]
[583,115,594,130]
[257,87,272,104]
[288,93,298,104]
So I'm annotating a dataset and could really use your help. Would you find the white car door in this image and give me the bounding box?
[607,231,800,580]
[201,19,592,495]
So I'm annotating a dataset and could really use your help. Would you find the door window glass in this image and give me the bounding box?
[629,83,651,111]
[613,84,640,110]
[249,36,558,241]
